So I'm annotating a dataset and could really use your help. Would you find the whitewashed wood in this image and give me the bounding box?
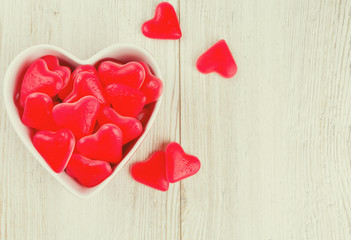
[180,0,351,239]
[1,0,351,239]
[0,0,180,239]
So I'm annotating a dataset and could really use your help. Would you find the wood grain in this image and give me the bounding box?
[180,0,351,239]
[1,0,351,239]
[0,0,180,239]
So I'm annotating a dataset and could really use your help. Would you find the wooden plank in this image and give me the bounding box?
[0,0,180,239]
[179,0,351,239]
[2,0,351,239]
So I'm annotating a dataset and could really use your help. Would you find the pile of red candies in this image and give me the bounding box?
[14,1,237,191]
[17,55,163,187]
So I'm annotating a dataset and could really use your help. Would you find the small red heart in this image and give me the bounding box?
[22,92,58,131]
[138,62,163,104]
[59,65,97,100]
[64,72,107,104]
[196,39,237,78]
[142,2,182,40]
[98,61,145,89]
[76,123,123,164]
[40,55,71,86]
[105,83,146,117]
[52,96,100,139]
[97,106,143,145]
[66,153,112,188]
[33,129,75,173]
[165,142,200,183]
[131,151,169,191]
[20,59,66,107]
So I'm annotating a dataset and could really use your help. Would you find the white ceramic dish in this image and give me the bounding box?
[3,44,162,199]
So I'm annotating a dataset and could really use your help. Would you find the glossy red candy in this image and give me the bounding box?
[20,59,65,107]
[64,72,106,104]
[22,92,58,131]
[52,96,100,139]
[138,62,163,104]
[131,151,169,191]
[105,83,146,117]
[40,55,71,86]
[59,65,97,100]
[98,61,145,89]
[66,154,112,188]
[97,106,143,144]
[142,2,182,39]
[165,142,200,183]
[76,124,123,164]
[196,39,237,78]
[33,129,75,173]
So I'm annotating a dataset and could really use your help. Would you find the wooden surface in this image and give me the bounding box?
[1,0,351,239]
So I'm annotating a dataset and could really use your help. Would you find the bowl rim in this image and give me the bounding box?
[3,43,163,199]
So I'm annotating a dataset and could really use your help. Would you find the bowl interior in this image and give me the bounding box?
[3,44,162,199]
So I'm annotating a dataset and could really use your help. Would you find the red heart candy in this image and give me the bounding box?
[165,142,200,183]
[64,72,106,104]
[52,96,100,139]
[97,106,143,144]
[59,65,97,100]
[105,83,146,117]
[22,92,58,131]
[40,55,71,86]
[131,151,169,191]
[19,59,65,107]
[142,2,182,40]
[66,154,112,188]
[98,61,145,89]
[196,39,237,78]
[33,129,75,173]
[138,62,163,104]
[76,123,123,164]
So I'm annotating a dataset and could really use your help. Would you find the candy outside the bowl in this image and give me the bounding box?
[196,39,237,79]
[142,2,182,40]
[131,142,200,191]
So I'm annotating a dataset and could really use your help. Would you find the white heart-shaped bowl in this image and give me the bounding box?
[3,44,162,199]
